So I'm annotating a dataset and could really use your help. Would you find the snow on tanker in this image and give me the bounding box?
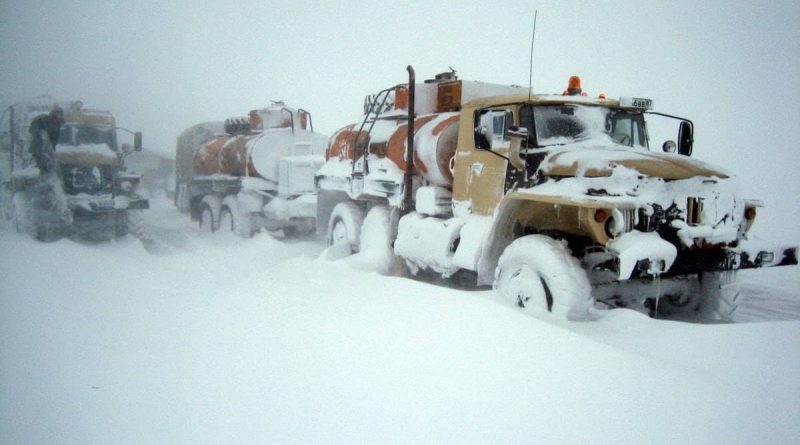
[175,103,327,236]
[314,67,797,321]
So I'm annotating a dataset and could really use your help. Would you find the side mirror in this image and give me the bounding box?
[134,132,143,151]
[677,121,692,156]
[507,126,528,170]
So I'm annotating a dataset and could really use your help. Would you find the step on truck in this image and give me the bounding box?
[1,97,149,241]
[315,66,797,321]
[175,103,328,236]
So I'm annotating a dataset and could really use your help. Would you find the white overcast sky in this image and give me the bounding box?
[1,0,798,243]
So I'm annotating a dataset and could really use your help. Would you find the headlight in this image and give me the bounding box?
[605,208,634,238]
[119,180,133,192]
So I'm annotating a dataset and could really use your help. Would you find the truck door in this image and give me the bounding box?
[452,107,513,216]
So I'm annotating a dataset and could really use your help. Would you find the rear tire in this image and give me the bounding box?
[698,271,740,322]
[494,235,593,320]
[219,207,234,232]
[285,220,316,238]
[199,204,217,233]
[357,205,397,274]
[282,225,300,238]
[125,209,148,239]
[11,192,30,234]
[651,272,740,322]
[326,201,364,259]
[221,196,255,238]
[35,224,63,242]
[234,212,255,238]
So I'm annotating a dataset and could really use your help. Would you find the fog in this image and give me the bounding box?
[1,0,798,244]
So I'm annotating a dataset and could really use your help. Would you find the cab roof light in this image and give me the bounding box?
[563,75,588,97]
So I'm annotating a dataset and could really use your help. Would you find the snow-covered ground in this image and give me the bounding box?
[1,193,798,444]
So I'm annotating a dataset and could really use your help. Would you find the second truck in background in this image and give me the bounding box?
[174,103,328,237]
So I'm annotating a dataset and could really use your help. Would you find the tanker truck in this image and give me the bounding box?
[175,103,327,236]
[315,67,797,321]
[1,97,148,241]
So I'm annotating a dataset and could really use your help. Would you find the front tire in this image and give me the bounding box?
[494,235,593,320]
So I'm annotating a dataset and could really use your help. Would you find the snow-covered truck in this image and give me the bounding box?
[316,67,798,321]
[175,103,328,236]
[1,97,149,241]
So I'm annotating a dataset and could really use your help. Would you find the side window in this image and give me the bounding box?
[611,115,634,146]
[474,108,513,149]
[632,121,642,146]
[610,113,648,148]
[474,110,489,149]
[492,114,506,138]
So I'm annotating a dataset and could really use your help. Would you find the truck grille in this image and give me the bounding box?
[686,197,703,225]
[635,203,682,233]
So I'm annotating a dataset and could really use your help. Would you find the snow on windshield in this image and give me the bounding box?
[59,124,115,148]
[526,105,647,149]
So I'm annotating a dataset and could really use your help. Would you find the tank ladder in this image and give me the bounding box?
[350,85,407,180]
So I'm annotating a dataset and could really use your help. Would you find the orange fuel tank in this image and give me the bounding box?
[192,135,227,175]
[192,134,256,176]
[218,136,255,176]
[326,112,460,186]
[192,105,316,177]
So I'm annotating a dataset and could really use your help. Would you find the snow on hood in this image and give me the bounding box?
[527,163,738,204]
[56,143,119,166]
[540,146,730,180]
[522,163,744,247]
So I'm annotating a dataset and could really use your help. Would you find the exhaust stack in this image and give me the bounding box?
[402,65,416,215]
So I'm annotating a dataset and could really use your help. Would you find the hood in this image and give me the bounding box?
[540,147,729,180]
[55,144,120,167]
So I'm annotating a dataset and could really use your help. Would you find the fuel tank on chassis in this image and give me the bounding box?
[193,129,327,181]
[325,112,460,187]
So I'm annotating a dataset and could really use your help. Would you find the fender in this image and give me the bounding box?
[476,191,633,285]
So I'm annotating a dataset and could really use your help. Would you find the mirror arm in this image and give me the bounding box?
[115,127,142,152]
[645,111,694,129]
[477,147,512,163]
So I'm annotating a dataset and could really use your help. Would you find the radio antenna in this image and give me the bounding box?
[528,10,538,101]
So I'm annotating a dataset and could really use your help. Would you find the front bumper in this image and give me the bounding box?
[586,239,797,284]
[664,244,797,277]
[69,195,150,212]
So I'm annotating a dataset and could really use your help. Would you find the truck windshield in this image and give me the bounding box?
[519,104,647,149]
[59,124,115,148]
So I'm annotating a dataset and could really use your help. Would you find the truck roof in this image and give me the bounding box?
[63,108,115,127]
[460,93,639,111]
